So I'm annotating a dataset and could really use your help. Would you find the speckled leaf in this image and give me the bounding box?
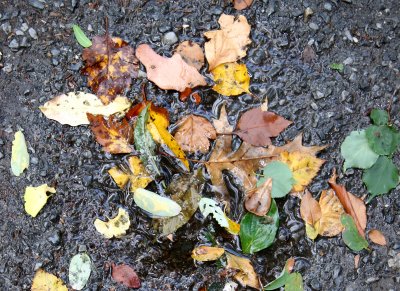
[11,131,29,176]
[199,198,229,228]
[69,253,91,290]
[341,214,368,251]
[258,161,295,198]
[72,24,92,48]
[134,188,181,217]
[211,62,250,96]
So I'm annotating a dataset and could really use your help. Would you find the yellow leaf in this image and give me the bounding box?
[108,156,153,192]
[280,151,325,192]
[134,188,182,217]
[24,184,56,217]
[191,246,225,261]
[146,109,190,170]
[94,208,130,239]
[225,252,260,289]
[225,214,241,235]
[305,222,320,240]
[11,130,30,176]
[31,269,68,291]
[318,189,344,237]
[211,62,250,96]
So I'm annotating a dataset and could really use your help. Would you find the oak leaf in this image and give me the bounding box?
[368,229,387,246]
[211,62,250,96]
[225,252,260,289]
[204,14,251,70]
[318,189,345,237]
[82,36,139,104]
[233,0,254,10]
[175,41,205,71]
[191,246,225,261]
[87,113,134,154]
[244,177,272,216]
[111,263,141,288]
[136,44,207,92]
[174,115,217,153]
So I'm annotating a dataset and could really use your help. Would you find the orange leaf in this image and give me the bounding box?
[244,177,272,216]
[300,189,321,225]
[191,246,225,261]
[175,41,205,71]
[318,189,345,237]
[225,252,260,289]
[368,229,387,246]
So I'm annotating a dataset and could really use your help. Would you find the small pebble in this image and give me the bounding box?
[2,64,13,73]
[15,29,24,36]
[1,22,11,34]
[162,31,178,45]
[21,23,29,32]
[0,152,4,159]
[311,102,318,110]
[309,23,319,30]
[9,39,19,50]
[343,57,353,65]
[47,231,61,245]
[28,27,38,39]
[28,0,45,9]
[304,7,314,22]
[324,2,333,11]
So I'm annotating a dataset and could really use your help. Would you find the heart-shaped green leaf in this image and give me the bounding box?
[370,109,389,126]
[258,161,294,198]
[365,125,400,155]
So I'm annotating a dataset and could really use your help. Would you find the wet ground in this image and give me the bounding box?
[0,0,399,290]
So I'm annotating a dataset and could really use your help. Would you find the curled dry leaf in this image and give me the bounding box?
[111,263,141,289]
[87,113,134,154]
[211,62,250,96]
[82,36,139,104]
[94,208,130,239]
[225,252,260,289]
[235,108,292,146]
[233,0,254,10]
[24,184,56,217]
[174,115,217,153]
[40,92,131,126]
[191,246,225,261]
[175,41,205,71]
[245,177,272,216]
[368,229,387,246]
[300,189,321,226]
[32,269,68,291]
[204,14,251,70]
[318,189,345,237]
[136,44,207,92]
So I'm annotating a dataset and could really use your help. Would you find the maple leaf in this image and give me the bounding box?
[87,113,134,154]
[136,44,207,92]
[175,41,205,71]
[82,36,139,104]
[211,62,250,96]
[174,115,217,153]
[204,14,251,70]
[269,133,327,156]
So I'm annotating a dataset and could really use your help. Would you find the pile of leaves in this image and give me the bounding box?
[10,5,398,290]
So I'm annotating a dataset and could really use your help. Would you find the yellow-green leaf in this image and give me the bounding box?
[191,246,225,261]
[24,184,56,217]
[134,188,182,217]
[211,62,250,96]
[94,208,130,239]
[31,269,68,291]
[11,130,29,176]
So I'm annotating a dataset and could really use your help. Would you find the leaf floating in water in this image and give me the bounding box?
[94,208,130,239]
[11,130,29,176]
[31,269,68,291]
[69,253,91,290]
[72,24,92,48]
[134,188,181,217]
[24,184,56,217]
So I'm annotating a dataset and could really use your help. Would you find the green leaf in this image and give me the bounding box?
[264,271,290,290]
[72,25,92,48]
[363,156,399,199]
[258,161,294,198]
[240,199,279,254]
[370,109,389,126]
[365,125,400,155]
[69,253,91,290]
[133,188,182,217]
[341,130,379,171]
[11,131,30,176]
[330,63,344,72]
[264,259,303,291]
[134,105,161,177]
[341,214,368,251]
[198,198,229,228]
[285,273,303,291]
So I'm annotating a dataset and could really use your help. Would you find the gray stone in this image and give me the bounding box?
[309,22,319,30]
[311,102,318,110]
[0,152,3,159]
[324,2,333,11]
[21,23,29,32]
[28,0,45,9]
[28,27,38,39]
[20,37,29,48]
[1,22,11,34]
[2,64,13,73]
[9,39,19,49]
[47,231,61,245]
[15,29,24,36]
[343,57,353,65]
[162,31,178,45]
[314,90,325,100]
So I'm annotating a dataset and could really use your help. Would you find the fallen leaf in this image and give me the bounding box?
[40,92,131,126]
[73,24,92,48]
[225,252,260,289]
[305,222,320,240]
[269,133,326,157]
[368,229,387,246]
[175,41,205,70]
[264,258,303,291]
[354,254,360,268]
[69,253,91,290]
[136,44,207,91]
[258,161,295,198]
[191,246,225,261]
[300,189,321,226]
[82,36,139,104]
[260,98,269,112]
[174,115,217,153]
[179,87,192,102]
[213,104,234,134]
[94,208,130,238]
[233,0,254,10]
[108,156,153,192]
[234,108,292,146]
[24,184,56,217]
[341,214,369,251]
[11,130,29,176]
[111,263,141,288]
[318,189,345,237]
[211,62,250,96]
[285,273,304,291]
[370,108,389,126]
[204,14,251,70]
[134,188,181,217]
[245,178,272,216]
[365,124,400,155]
[31,269,68,291]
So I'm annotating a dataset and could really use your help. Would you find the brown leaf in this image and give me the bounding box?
[300,189,322,225]
[244,177,272,216]
[368,229,387,246]
[328,170,367,238]
[233,0,254,10]
[225,252,260,289]
[191,246,225,261]
[175,41,205,71]
[354,254,360,269]
[136,44,207,92]
[87,113,134,154]
[204,14,251,70]
[318,189,345,237]
[111,263,141,288]
[234,108,292,146]
[174,115,217,153]
[82,36,139,104]
[213,104,234,134]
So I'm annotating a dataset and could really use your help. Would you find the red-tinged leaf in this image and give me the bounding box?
[234,108,292,146]
[179,88,192,102]
[125,101,169,122]
[111,263,141,288]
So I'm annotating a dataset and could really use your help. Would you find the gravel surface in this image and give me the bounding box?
[0,0,399,290]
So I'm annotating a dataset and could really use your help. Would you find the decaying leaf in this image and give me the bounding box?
[368,229,387,246]
[318,189,345,237]
[11,130,29,176]
[235,108,292,146]
[94,208,130,239]
[225,252,260,289]
[233,0,254,10]
[191,246,225,261]
[111,263,141,288]
[134,188,182,217]
[245,178,272,216]
[136,44,207,92]
[24,184,56,217]
[211,62,250,96]
[82,36,138,104]
[87,113,134,154]
[300,189,321,226]
[69,253,91,290]
[175,41,205,71]
[40,92,131,126]
[108,156,153,192]
[31,269,68,291]
[204,14,251,70]
[341,214,369,251]
[174,115,217,153]
[213,104,234,134]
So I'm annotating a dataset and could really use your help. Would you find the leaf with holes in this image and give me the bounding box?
[199,198,239,234]
[94,208,130,239]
